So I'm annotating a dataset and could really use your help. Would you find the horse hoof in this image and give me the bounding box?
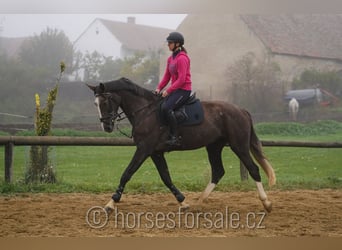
[112,193,121,202]
[105,199,115,214]
[262,199,272,213]
[179,202,190,211]
[176,193,185,203]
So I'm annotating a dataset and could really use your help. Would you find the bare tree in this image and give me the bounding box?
[227,52,282,112]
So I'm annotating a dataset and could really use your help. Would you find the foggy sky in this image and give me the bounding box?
[0,14,186,42]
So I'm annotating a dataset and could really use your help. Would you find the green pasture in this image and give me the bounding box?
[0,120,341,193]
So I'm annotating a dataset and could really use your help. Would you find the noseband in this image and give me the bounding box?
[99,113,120,123]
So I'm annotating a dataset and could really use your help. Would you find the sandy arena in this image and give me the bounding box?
[0,189,341,237]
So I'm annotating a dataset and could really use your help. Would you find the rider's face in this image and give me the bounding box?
[168,42,175,51]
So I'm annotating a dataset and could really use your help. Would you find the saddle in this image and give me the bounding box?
[158,93,204,126]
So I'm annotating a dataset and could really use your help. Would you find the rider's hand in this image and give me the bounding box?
[162,91,169,98]
[155,89,161,95]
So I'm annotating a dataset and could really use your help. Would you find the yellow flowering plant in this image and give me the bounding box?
[26,62,65,183]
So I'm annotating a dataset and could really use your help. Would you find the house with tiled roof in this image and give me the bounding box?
[241,15,342,62]
[73,17,172,80]
[175,14,342,101]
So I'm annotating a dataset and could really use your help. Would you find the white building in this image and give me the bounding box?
[73,17,172,80]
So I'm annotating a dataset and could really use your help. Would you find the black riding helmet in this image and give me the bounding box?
[166,32,184,46]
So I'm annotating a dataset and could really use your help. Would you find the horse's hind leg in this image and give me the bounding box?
[230,146,272,213]
[151,153,189,209]
[199,142,225,203]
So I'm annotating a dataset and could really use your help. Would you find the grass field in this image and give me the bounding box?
[0,121,341,193]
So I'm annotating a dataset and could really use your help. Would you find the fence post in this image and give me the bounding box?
[5,142,14,183]
[240,161,249,181]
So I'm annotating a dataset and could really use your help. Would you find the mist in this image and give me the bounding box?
[0,14,186,42]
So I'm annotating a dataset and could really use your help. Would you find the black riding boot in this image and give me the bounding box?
[166,110,181,146]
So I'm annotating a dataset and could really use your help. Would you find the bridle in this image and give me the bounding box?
[99,112,123,123]
[96,92,162,136]
[96,93,122,124]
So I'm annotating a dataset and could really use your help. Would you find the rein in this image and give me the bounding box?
[113,95,162,138]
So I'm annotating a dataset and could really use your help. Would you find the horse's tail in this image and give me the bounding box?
[244,110,276,186]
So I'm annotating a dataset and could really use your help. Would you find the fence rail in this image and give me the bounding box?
[0,136,134,146]
[1,136,341,183]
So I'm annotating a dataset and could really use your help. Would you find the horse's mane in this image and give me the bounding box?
[104,77,156,99]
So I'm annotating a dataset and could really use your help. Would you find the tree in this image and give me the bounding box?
[292,69,342,96]
[80,51,104,81]
[97,56,122,81]
[133,50,160,89]
[19,27,73,80]
[1,29,75,124]
[79,50,160,90]
[0,54,50,123]
[119,50,160,89]
[227,52,282,112]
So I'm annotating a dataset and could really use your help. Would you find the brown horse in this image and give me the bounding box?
[87,77,276,212]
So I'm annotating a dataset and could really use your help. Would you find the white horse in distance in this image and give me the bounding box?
[288,98,299,121]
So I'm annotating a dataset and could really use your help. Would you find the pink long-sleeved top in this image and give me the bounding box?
[157,51,192,94]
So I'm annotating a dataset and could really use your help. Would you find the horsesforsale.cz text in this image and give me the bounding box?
[86,206,266,230]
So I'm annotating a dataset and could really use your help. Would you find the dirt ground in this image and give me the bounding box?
[0,189,341,237]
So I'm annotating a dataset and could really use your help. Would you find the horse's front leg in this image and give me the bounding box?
[151,153,189,209]
[104,146,149,213]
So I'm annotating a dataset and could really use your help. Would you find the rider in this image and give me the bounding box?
[155,32,192,146]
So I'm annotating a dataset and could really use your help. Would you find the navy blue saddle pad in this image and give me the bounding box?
[159,93,204,126]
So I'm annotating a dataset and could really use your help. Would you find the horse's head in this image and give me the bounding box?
[87,83,121,133]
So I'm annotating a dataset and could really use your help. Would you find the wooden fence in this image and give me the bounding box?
[1,136,341,183]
